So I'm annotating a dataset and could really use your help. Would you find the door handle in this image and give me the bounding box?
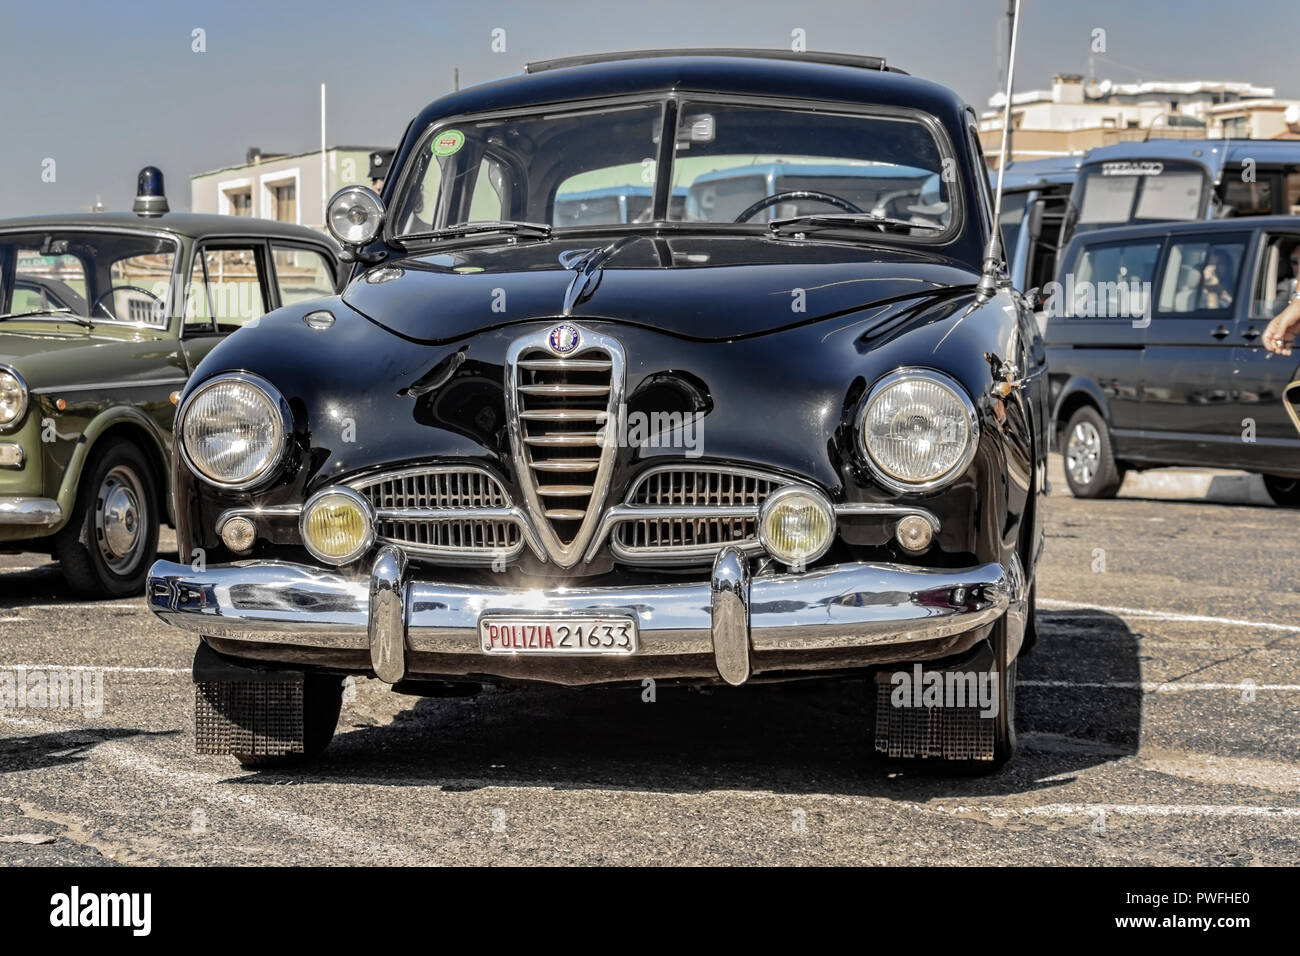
[1211,325,1230,340]
[1242,326,1261,341]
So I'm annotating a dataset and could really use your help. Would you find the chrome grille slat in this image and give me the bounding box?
[611,467,783,564]
[349,466,524,564]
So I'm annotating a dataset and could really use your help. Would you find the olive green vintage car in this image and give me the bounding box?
[0,187,340,595]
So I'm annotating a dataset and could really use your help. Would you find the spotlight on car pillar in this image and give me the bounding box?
[133,166,169,218]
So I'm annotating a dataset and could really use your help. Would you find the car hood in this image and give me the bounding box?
[342,234,980,343]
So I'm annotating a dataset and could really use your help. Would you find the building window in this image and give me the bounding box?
[270,182,296,222]
[223,187,252,216]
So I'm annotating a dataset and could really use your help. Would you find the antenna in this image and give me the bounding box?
[976,0,1022,298]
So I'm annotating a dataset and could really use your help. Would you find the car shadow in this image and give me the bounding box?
[230,609,1143,799]
[0,727,177,774]
[0,548,179,608]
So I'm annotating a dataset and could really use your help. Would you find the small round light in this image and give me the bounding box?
[758,485,835,568]
[179,374,289,489]
[0,367,28,427]
[326,185,384,246]
[300,487,374,565]
[895,514,934,553]
[221,516,256,553]
[860,370,978,492]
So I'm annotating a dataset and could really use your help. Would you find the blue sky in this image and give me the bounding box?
[0,0,1294,216]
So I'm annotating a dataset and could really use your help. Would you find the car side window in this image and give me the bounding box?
[271,245,336,305]
[1251,233,1300,319]
[1156,237,1245,315]
[468,157,509,221]
[1069,241,1161,319]
[184,246,267,334]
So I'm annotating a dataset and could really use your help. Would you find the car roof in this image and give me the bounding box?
[1078,138,1300,180]
[0,211,337,247]
[995,155,1083,191]
[403,54,970,139]
[1069,214,1300,245]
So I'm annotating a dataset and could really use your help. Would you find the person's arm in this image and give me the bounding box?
[1264,293,1300,355]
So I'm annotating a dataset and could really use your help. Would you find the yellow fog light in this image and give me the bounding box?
[300,487,374,565]
[758,485,835,568]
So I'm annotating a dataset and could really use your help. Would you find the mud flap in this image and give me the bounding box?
[192,642,305,757]
[872,638,999,762]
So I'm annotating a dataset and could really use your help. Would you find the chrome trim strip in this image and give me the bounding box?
[0,497,62,527]
[31,377,188,394]
[147,558,1014,674]
[506,324,625,568]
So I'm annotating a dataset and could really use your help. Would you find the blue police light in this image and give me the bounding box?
[133,166,169,218]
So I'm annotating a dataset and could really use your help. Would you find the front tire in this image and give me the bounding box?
[54,438,159,598]
[1263,474,1300,507]
[1062,406,1124,499]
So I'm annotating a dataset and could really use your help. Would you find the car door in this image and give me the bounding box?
[1046,235,1162,449]
[1138,231,1251,467]
[179,239,273,374]
[1230,228,1300,472]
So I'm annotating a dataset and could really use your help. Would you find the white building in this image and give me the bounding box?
[191,146,386,231]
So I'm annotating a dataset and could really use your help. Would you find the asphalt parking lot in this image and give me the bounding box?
[1,458,1297,866]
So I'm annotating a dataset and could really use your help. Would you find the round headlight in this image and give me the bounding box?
[300,487,374,565]
[859,370,978,492]
[326,185,384,246]
[758,485,836,568]
[179,374,289,489]
[0,367,28,428]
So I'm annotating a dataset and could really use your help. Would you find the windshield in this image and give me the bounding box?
[392,99,956,241]
[1067,160,1207,240]
[0,230,177,326]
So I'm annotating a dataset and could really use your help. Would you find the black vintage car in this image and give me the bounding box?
[147,50,1048,770]
[1046,215,1300,503]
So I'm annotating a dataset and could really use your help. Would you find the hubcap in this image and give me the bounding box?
[1065,421,1102,487]
[95,465,147,574]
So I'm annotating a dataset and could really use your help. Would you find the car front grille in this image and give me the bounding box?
[610,466,783,563]
[508,328,623,567]
[349,466,523,562]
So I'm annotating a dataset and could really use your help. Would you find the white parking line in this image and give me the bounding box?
[1021,679,1300,692]
[0,665,186,675]
[1039,598,1300,634]
[935,803,1300,819]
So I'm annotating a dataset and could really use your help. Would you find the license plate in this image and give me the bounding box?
[478,615,637,655]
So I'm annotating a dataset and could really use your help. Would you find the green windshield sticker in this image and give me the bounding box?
[432,129,465,157]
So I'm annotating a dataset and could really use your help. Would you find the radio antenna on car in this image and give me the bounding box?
[976,0,1022,298]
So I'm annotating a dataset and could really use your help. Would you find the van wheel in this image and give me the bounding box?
[54,439,159,598]
[1062,407,1124,499]
[1263,475,1300,507]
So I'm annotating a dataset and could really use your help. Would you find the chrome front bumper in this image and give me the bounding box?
[147,548,1023,687]
[0,497,62,527]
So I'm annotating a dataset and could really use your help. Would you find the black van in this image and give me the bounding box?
[1045,216,1300,505]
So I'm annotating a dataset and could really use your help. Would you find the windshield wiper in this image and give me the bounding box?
[0,307,94,328]
[769,213,945,236]
[400,221,553,244]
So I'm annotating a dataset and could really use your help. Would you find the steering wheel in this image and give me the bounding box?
[89,285,162,321]
[733,189,863,223]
